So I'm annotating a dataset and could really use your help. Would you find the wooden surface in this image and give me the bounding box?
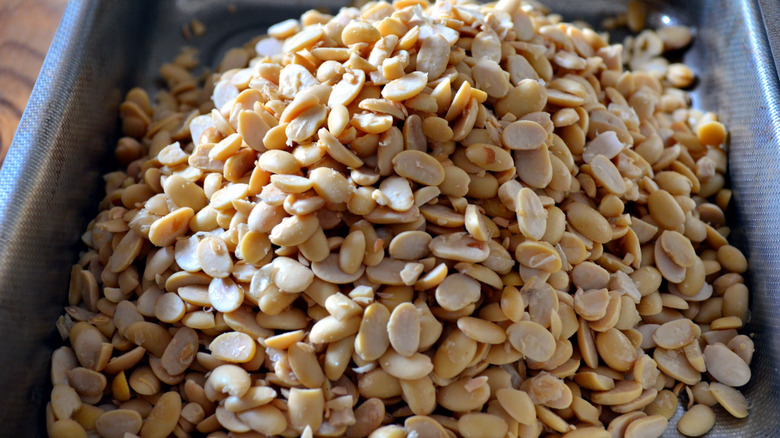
[0,0,67,167]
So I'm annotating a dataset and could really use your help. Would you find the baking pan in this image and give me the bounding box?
[0,0,777,436]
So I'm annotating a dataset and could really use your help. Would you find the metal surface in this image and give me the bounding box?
[0,0,777,436]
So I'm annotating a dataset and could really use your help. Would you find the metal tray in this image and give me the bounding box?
[1,0,778,436]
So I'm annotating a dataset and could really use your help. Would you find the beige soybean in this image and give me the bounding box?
[197,236,233,278]
[346,398,385,437]
[223,386,276,413]
[457,413,508,438]
[422,116,453,142]
[110,371,131,401]
[103,346,145,375]
[591,380,643,406]
[48,419,87,438]
[378,176,414,212]
[208,277,243,313]
[288,342,326,388]
[355,303,391,362]
[496,388,536,425]
[728,334,755,365]
[160,326,198,376]
[535,405,569,433]
[328,67,365,107]
[214,405,250,433]
[562,428,611,438]
[207,365,252,398]
[595,328,637,372]
[382,72,428,101]
[652,319,700,350]
[328,104,350,136]
[466,143,514,172]
[514,145,553,189]
[420,204,464,227]
[210,183,249,209]
[272,256,314,293]
[288,388,324,432]
[416,34,450,79]
[607,412,648,437]
[339,230,365,275]
[506,320,556,362]
[358,368,402,400]
[432,328,477,379]
[312,254,367,285]
[717,245,748,273]
[691,382,719,407]
[660,230,697,268]
[648,189,685,230]
[515,240,562,272]
[236,405,288,436]
[464,204,491,242]
[368,425,406,438]
[309,167,352,204]
[435,273,481,311]
[139,391,181,438]
[437,377,491,412]
[439,165,471,197]
[677,404,716,437]
[574,288,610,321]
[257,149,299,174]
[704,343,751,387]
[270,174,313,194]
[69,322,104,370]
[416,300,444,350]
[269,214,319,247]
[710,382,748,418]
[624,415,668,438]
[181,402,206,423]
[515,188,548,241]
[657,25,693,49]
[389,231,431,260]
[325,293,362,322]
[654,239,686,283]
[124,322,172,357]
[95,409,143,438]
[263,330,304,352]
[387,302,420,356]
[457,317,506,344]
[147,207,194,248]
[654,347,701,386]
[163,174,208,211]
[429,232,490,263]
[379,350,434,380]
[400,376,437,416]
[391,150,445,186]
[319,128,363,168]
[678,257,706,296]
[239,230,272,265]
[589,155,627,196]
[403,416,448,438]
[566,202,612,243]
[50,384,81,420]
[309,315,362,344]
[208,332,256,363]
[572,262,610,290]
[644,389,678,420]
[502,121,546,152]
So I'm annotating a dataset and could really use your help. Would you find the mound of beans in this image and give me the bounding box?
[46,0,752,437]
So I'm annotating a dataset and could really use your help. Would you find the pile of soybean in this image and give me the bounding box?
[47,0,751,437]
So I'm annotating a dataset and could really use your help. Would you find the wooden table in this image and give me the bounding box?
[0,0,68,167]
